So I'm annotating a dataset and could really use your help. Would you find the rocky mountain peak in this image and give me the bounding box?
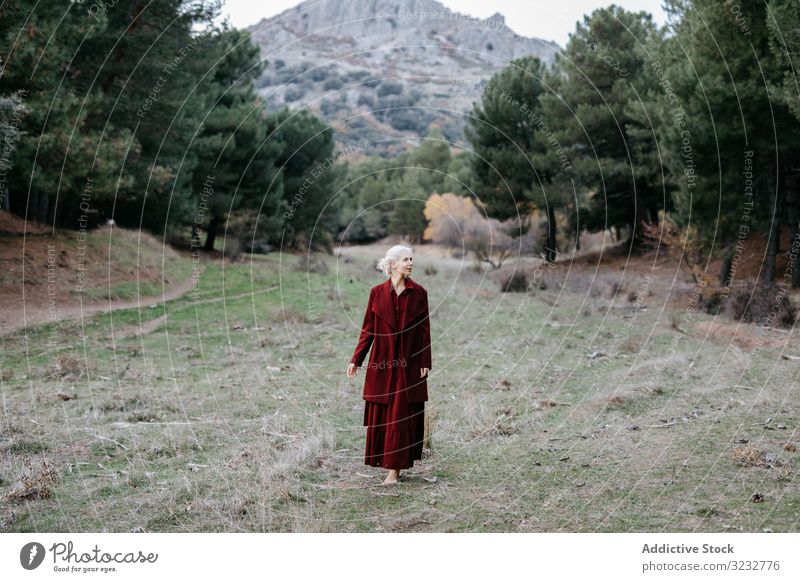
[248,0,560,155]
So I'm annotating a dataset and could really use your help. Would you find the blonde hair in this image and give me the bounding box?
[376,243,413,277]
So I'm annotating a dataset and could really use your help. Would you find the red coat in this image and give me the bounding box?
[351,276,432,404]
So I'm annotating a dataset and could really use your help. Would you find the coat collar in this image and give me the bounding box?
[374,277,423,331]
[382,276,417,293]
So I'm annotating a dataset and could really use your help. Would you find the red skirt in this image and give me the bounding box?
[363,364,425,470]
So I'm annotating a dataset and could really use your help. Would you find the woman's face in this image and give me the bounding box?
[392,252,413,277]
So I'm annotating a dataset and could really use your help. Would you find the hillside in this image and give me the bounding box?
[0,211,196,336]
[248,0,560,155]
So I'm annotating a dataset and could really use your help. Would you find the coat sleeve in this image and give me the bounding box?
[350,288,375,367]
[421,290,432,370]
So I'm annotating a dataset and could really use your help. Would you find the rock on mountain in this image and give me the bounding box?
[247,0,560,156]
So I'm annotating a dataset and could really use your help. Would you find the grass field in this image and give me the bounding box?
[1,242,798,532]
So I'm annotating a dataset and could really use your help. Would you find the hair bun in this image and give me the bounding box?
[376,243,413,277]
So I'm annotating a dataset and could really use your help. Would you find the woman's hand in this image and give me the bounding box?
[347,363,358,378]
[420,367,429,378]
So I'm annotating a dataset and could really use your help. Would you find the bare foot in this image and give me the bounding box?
[382,469,399,485]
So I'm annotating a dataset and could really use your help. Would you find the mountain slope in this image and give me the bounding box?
[247,0,560,155]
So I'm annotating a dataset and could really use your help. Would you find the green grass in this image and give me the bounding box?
[0,246,798,532]
[79,273,188,301]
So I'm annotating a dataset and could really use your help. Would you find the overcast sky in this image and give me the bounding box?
[219,0,668,47]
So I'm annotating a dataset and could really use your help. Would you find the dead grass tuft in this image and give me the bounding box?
[463,396,519,438]
[606,395,626,408]
[3,458,60,502]
[620,334,643,354]
[732,444,788,468]
[49,354,92,380]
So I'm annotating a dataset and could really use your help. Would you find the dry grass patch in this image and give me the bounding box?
[732,444,790,469]
[2,458,60,502]
[49,354,93,380]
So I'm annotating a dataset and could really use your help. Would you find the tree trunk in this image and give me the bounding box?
[10,187,26,219]
[630,187,645,250]
[54,195,78,229]
[46,192,57,225]
[719,249,733,287]
[791,224,800,288]
[784,170,800,288]
[204,215,219,251]
[36,189,49,224]
[26,189,50,225]
[545,205,557,263]
[26,189,39,224]
[763,178,780,284]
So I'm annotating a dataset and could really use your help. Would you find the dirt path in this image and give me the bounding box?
[0,270,201,338]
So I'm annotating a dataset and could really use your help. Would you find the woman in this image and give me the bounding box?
[346,243,432,485]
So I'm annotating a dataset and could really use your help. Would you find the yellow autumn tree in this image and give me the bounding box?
[424,193,537,268]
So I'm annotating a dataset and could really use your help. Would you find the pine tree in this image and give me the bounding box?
[389,171,428,242]
[659,0,800,283]
[266,107,342,249]
[69,0,223,233]
[465,55,564,262]
[188,28,281,251]
[0,0,134,226]
[542,6,667,251]
[766,0,800,286]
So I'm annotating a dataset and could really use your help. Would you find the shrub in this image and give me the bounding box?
[343,70,370,82]
[724,280,796,328]
[388,110,418,131]
[323,76,343,90]
[376,80,404,96]
[284,86,305,102]
[274,62,310,84]
[424,193,538,268]
[308,67,329,82]
[320,99,348,116]
[501,271,528,293]
[699,290,725,315]
[357,93,375,108]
